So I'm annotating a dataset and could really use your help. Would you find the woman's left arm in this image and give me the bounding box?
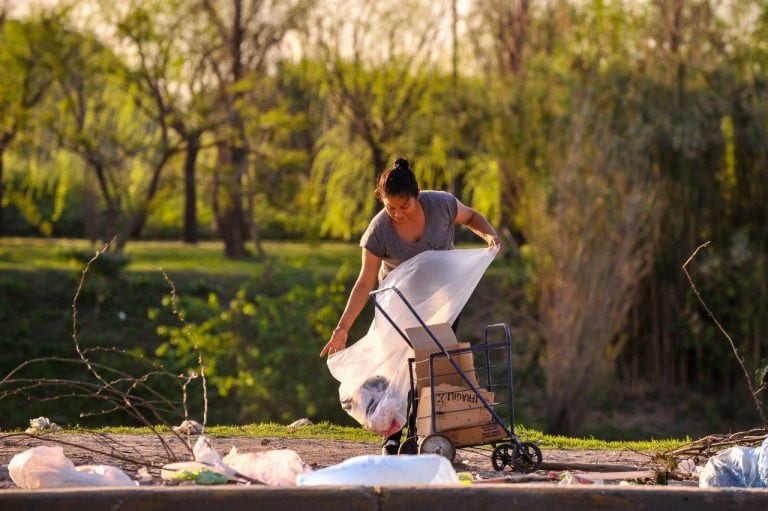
[454,199,502,251]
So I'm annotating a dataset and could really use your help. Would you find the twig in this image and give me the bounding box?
[71,239,115,386]
[161,270,209,430]
[682,241,767,426]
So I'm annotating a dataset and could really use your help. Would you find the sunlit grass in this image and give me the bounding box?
[0,237,519,280]
[47,422,689,451]
[0,237,361,276]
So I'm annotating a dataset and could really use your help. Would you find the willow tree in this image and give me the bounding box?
[0,12,63,235]
[189,0,315,258]
[97,0,221,246]
[305,0,444,239]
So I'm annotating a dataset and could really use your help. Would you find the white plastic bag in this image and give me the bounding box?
[327,248,498,435]
[296,454,459,486]
[699,437,768,488]
[161,435,236,482]
[223,446,312,486]
[9,446,135,489]
[161,436,312,486]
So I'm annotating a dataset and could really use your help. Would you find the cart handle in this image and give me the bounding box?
[368,286,417,349]
[483,323,512,345]
[369,285,475,385]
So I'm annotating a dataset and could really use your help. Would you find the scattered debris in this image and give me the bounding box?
[666,428,768,459]
[297,454,459,486]
[287,418,313,432]
[698,438,768,488]
[557,471,597,485]
[173,420,204,435]
[166,467,228,485]
[8,446,135,489]
[224,446,311,486]
[135,466,153,484]
[25,417,60,434]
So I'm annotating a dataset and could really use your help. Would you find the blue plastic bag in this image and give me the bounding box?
[699,438,768,488]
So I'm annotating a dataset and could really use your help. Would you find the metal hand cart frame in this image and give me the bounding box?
[370,286,543,473]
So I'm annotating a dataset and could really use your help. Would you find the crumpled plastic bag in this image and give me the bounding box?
[223,446,312,486]
[9,446,135,489]
[161,435,237,482]
[296,454,459,486]
[327,247,498,435]
[161,435,312,486]
[699,437,768,488]
[25,416,60,434]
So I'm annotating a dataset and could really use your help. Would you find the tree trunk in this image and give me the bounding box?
[214,143,248,259]
[0,147,5,237]
[225,143,248,259]
[182,134,200,244]
[217,0,248,259]
[371,144,386,184]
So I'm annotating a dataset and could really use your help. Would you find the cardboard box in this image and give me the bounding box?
[406,323,479,391]
[441,422,509,448]
[415,383,495,435]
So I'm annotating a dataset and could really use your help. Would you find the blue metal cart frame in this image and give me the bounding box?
[370,285,543,473]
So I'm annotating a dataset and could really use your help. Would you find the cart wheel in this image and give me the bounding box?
[398,436,419,455]
[418,434,456,462]
[491,443,515,471]
[511,441,543,473]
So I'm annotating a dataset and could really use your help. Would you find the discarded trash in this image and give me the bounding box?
[677,458,703,476]
[160,435,312,486]
[296,454,460,486]
[288,418,313,430]
[25,417,60,434]
[557,471,595,485]
[168,467,228,485]
[160,461,233,482]
[224,447,311,486]
[9,446,135,489]
[328,248,498,435]
[456,471,474,485]
[340,375,402,436]
[699,438,768,488]
[135,466,153,484]
[173,419,204,435]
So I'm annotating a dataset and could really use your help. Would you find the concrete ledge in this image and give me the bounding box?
[382,484,768,511]
[0,486,378,511]
[1,484,768,511]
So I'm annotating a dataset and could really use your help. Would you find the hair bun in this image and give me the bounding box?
[393,157,410,171]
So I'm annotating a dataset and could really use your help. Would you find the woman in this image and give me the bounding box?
[320,157,502,454]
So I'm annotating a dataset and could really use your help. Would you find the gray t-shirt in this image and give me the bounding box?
[360,190,459,282]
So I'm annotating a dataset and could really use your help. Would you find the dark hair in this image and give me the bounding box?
[374,157,419,199]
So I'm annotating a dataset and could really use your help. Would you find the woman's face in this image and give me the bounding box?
[382,194,418,224]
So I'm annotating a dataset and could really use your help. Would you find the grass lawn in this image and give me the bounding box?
[0,237,362,276]
[60,422,688,452]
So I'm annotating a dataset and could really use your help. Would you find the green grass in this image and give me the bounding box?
[0,237,515,278]
[0,237,362,276]
[37,422,688,452]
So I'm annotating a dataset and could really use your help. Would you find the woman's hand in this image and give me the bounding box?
[320,327,348,357]
[487,234,503,253]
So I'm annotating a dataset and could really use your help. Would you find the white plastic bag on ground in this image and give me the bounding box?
[296,454,459,486]
[327,248,498,435]
[160,461,235,482]
[162,436,236,482]
[699,438,768,488]
[9,446,135,489]
[223,446,312,486]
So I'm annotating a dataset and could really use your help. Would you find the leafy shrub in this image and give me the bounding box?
[152,262,355,426]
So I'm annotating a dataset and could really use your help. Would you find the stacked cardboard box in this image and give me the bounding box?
[406,323,508,447]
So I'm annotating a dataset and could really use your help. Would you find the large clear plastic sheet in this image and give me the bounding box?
[699,437,768,488]
[326,247,498,436]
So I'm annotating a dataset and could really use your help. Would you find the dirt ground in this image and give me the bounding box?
[0,431,662,489]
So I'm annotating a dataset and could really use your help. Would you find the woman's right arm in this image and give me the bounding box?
[319,248,381,357]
